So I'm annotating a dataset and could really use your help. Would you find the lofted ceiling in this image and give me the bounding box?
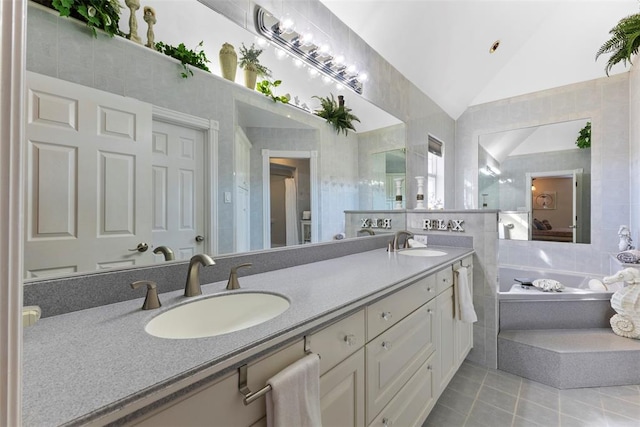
[321,0,639,120]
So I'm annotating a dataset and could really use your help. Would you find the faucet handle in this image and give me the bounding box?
[227,263,252,290]
[130,280,162,310]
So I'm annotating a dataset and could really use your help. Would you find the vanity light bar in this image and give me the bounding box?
[255,6,364,95]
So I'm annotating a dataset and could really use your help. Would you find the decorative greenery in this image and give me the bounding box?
[155,41,211,78]
[256,80,290,104]
[51,0,122,37]
[238,43,272,78]
[596,13,640,76]
[576,121,591,149]
[313,94,360,135]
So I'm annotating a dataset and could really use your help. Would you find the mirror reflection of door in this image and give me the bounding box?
[151,120,205,261]
[526,169,584,243]
[269,158,310,248]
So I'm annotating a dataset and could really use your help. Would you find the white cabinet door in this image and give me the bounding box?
[435,286,456,397]
[455,263,474,365]
[365,303,434,424]
[320,349,365,427]
[132,341,305,427]
[368,353,436,427]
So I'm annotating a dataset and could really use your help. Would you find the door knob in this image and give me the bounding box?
[128,243,149,252]
[195,235,205,242]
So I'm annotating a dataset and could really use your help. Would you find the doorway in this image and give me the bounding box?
[269,159,309,247]
[262,150,317,249]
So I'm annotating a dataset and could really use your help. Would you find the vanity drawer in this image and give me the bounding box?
[365,301,435,423]
[368,353,436,427]
[366,274,435,340]
[308,309,365,375]
[436,266,454,294]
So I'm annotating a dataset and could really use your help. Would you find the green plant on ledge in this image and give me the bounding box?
[596,13,640,76]
[576,121,591,149]
[238,43,272,78]
[155,41,211,78]
[313,94,360,136]
[50,0,122,37]
[256,80,290,104]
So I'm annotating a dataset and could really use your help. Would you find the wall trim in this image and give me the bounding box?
[0,0,26,423]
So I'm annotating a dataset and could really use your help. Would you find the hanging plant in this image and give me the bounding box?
[49,0,122,37]
[312,94,360,135]
[576,121,591,149]
[155,41,211,79]
[256,80,290,104]
[596,13,640,76]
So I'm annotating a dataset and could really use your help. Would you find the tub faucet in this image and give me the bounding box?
[390,231,413,251]
[184,254,215,297]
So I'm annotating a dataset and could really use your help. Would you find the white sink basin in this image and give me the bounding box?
[145,292,290,339]
[398,248,448,257]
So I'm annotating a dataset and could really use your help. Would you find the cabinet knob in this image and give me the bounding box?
[427,365,433,371]
[427,309,433,315]
[427,287,432,292]
[382,417,393,427]
[344,334,357,346]
[381,311,392,321]
[381,341,392,350]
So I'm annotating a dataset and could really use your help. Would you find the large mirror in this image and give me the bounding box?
[478,119,591,244]
[24,0,405,279]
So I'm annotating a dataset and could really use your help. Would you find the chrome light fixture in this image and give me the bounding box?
[255,6,365,94]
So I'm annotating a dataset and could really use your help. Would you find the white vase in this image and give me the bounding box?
[219,43,237,82]
[393,177,404,209]
[415,176,425,209]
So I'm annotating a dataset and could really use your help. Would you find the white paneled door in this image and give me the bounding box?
[151,120,205,261]
[24,72,153,278]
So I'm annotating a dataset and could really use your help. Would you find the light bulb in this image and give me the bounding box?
[359,72,368,82]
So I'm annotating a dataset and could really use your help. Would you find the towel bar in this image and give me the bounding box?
[238,337,316,405]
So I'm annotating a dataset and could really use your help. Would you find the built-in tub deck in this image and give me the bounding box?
[497,267,640,389]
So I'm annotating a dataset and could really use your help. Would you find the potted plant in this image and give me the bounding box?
[575,121,591,149]
[313,94,360,135]
[48,0,122,37]
[238,43,271,90]
[596,13,640,76]
[155,40,211,79]
[256,80,290,104]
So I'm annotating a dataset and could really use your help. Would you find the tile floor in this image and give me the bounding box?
[423,361,640,427]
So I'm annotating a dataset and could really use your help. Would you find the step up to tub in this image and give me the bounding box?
[498,328,640,389]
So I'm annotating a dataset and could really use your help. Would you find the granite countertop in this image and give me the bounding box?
[22,246,473,426]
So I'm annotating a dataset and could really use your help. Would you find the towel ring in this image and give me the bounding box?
[238,336,317,405]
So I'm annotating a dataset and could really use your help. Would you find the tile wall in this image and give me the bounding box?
[456,74,630,275]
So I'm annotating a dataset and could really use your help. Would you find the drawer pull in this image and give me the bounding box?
[344,334,357,346]
[381,341,392,350]
[382,417,393,427]
[381,311,392,321]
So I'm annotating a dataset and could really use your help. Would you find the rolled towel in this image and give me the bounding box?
[616,250,640,264]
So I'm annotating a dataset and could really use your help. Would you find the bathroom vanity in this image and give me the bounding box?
[22,247,473,426]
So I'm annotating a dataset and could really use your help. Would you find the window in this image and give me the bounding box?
[427,135,444,209]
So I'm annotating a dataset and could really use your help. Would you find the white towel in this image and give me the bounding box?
[266,354,322,427]
[455,267,477,323]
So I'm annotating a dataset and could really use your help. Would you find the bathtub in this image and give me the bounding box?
[498,267,615,330]
[498,267,614,301]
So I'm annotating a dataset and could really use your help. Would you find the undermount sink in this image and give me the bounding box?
[145,292,290,339]
[397,248,448,257]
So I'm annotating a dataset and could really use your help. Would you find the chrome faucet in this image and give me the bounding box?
[358,228,375,236]
[390,231,414,251]
[153,245,175,261]
[184,254,215,297]
[226,263,252,290]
